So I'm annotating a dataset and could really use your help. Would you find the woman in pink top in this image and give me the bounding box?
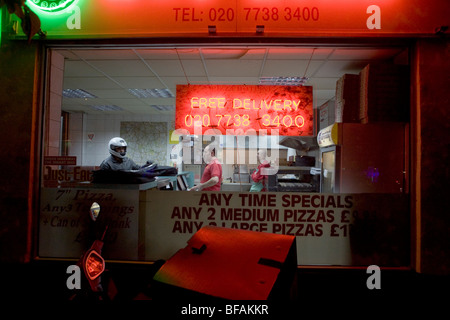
[250,149,271,192]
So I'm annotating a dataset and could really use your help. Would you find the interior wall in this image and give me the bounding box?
[120,121,169,166]
[74,113,174,167]
[67,113,83,165]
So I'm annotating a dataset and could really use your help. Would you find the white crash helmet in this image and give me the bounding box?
[109,137,127,159]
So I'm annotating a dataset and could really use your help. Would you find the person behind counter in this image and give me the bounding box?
[188,145,222,191]
[250,149,271,192]
[100,137,141,171]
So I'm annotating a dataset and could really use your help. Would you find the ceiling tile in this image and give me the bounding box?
[201,48,253,59]
[102,98,149,107]
[89,60,154,77]
[62,97,110,106]
[238,48,267,60]
[140,98,176,106]
[136,48,201,60]
[127,106,167,114]
[205,59,262,77]
[181,76,210,85]
[134,49,178,59]
[262,60,322,77]
[70,49,140,60]
[178,60,207,77]
[109,76,165,88]
[208,76,260,85]
[159,76,193,89]
[63,77,122,90]
[266,48,332,60]
[144,60,184,76]
[88,89,135,99]
[64,61,104,77]
[175,48,202,60]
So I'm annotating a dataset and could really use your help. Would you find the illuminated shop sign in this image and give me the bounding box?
[175,85,313,136]
[6,0,449,39]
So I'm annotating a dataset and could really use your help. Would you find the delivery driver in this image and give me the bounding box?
[189,144,222,191]
[100,137,141,171]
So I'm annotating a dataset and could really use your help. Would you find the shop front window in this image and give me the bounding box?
[39,46,410,267]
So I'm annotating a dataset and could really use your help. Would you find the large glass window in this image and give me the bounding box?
[39,45,410,266]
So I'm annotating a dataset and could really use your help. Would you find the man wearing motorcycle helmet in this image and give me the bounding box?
[99,137,141,171]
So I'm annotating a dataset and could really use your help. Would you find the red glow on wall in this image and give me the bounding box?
[175,85,313,136]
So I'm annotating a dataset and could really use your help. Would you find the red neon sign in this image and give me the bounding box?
[175,85,313,136]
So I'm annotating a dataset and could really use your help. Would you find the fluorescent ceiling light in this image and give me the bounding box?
[89,105,123,111]
[259,76,309,86]
[150,105,174,111]
[63,89,97,98]
[128,88,174,98]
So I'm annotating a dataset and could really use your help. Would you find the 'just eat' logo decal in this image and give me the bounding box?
[27,0,79,14]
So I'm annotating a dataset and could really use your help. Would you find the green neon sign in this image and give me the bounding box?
[26,0,79,15]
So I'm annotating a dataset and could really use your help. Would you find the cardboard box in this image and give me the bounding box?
[335,74,360,123]
[152,226,297,300]
[359,63,409,123]
[319,99,336,130]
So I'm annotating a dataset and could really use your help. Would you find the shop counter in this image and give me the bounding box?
[142,191,410,266]
[85,180,159,190]
[39,181,410,267]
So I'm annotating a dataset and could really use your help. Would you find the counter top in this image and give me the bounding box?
[222,182,252,186]
[77,177,170,190]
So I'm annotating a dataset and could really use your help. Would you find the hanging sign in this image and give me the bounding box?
[175,85,313,136]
